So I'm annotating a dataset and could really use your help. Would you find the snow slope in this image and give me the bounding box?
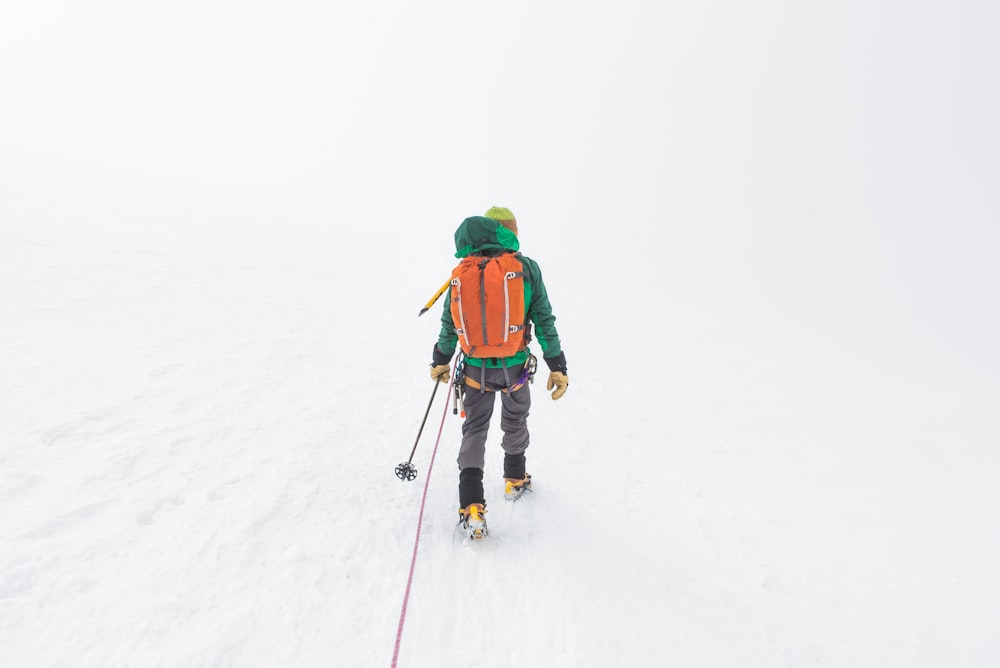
[3,194,998,667]
[3,1,999,667]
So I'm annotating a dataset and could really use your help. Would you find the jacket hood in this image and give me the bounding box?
[454,216,520,258]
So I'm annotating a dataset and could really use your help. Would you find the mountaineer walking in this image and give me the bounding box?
[429,207,568,539]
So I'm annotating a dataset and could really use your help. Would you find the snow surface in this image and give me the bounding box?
[2,2,1000,667]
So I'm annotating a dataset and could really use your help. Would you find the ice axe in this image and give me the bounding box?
[418,279,451,316]
[394,378,442,481]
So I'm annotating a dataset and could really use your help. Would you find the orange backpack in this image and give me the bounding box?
[449,253,527,358]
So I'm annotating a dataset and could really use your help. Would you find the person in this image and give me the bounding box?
[429,207,568,537]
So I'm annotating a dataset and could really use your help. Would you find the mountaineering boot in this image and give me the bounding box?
[504,473,532,501]
[458,503,488,540]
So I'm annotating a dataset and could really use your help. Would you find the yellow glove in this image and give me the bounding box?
[546,371,568,400]
[430,364,450,384]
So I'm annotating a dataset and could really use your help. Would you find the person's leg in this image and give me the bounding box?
[499,382,530,479]
[457,384,495,507]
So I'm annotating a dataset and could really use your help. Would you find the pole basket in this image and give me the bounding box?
[395,462,418,482]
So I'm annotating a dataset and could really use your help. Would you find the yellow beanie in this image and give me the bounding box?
[485,206,515,222]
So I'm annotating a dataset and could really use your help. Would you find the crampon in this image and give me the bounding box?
[504,474,532,501]
[458,503,488,540]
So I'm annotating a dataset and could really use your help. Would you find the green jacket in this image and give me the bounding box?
[435,216,564,370]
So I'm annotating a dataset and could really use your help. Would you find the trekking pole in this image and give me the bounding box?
[395,379,442,481]
[418,279,451,316]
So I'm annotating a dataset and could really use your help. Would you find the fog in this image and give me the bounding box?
[5,4,998,371]
[3,3,1000,666]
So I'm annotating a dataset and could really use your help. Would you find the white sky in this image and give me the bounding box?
[2,1,998,375]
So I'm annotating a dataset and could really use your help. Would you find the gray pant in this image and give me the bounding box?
[456,365,531,471]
